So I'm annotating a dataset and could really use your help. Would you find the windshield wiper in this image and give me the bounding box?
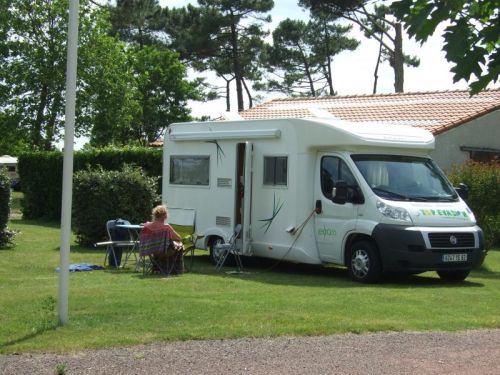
[413,196,457,202]
[409,196,430,202]
[372,187,409,201]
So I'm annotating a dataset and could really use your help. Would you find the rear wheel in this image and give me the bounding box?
[437,269,470,281]
[209,237,235,266]
[209,237,224,265]
[348,241,382,283]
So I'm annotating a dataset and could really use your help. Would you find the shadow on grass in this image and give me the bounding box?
[0,323,59,351]
[48,244,106,255]
[470,263,500,280]
[0,245,16,252]
[148,254,485,289]
[69,244,106,255]
[0,296,59,352]
[9,218,61,230]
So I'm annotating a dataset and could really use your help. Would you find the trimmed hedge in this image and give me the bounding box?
[0,167,10,231]
[448,162,500,249]
[73,165,159,246]
[0,167,15,247]
[18,147,162,220]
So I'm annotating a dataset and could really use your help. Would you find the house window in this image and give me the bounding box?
[460,146,500,164]
[7,166,15,172]
[264,156,287,186]
[170,156,209,186]
[469,151,500,163]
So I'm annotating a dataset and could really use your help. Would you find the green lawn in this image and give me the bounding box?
[1,218,499,353]
[9,191,22,219]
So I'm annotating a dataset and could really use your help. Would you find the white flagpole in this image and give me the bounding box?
[58,0,79,325]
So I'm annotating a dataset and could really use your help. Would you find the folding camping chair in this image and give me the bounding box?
[215,224,243,272]
[138,227,185,276]
[167,208,203,272]
[95,219,139,268]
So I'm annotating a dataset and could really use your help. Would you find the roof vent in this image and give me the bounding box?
[307,107,339,119]
[220,112,244,121]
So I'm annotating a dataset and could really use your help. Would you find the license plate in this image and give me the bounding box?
[442,253,468,262]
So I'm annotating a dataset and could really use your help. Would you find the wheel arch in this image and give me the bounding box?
[202,228,229,249]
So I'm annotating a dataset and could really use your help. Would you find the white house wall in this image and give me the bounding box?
[431,109,500,171]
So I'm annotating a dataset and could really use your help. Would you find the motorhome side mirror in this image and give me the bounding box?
[332,180,348,205]
[455,183,469,200]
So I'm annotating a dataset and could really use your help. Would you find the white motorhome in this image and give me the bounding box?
[0,155,19,190]
[162,118,485,282]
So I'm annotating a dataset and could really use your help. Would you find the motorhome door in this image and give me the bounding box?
[315,154,360,263]
[235,142,253,255]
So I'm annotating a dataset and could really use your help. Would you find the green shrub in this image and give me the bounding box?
[18,151,62,219]
[0,167,16,247]
[73,165,159,246]
[18,147,162,220]
[448,162,500,249]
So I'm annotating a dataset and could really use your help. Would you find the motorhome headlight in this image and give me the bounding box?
[376,200,412,223]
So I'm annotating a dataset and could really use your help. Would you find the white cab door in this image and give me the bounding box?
[314,154,360,263]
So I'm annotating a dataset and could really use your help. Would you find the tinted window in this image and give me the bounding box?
[170,156,209,186]
[321,156,359,202]
[264,156,287,186]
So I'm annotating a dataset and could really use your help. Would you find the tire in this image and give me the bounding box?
[437,269,470,281]
[209,237,235,265]
[348,241,382,283]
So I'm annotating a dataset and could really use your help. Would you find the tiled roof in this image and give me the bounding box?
[239,89,500,135]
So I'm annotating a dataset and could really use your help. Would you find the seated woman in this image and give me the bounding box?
[140,205,184,275]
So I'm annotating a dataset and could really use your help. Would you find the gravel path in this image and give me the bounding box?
[1,329,499,374]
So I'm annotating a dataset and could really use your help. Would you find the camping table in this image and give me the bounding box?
[116,224,143,268]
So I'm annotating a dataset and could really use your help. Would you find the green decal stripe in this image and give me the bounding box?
[318,225,336,239]
[420,209,469,218]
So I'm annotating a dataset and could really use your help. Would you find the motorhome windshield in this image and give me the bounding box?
[351,155,458,202]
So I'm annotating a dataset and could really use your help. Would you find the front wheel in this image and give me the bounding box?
[437,269,470,281]
[348,241,382,283]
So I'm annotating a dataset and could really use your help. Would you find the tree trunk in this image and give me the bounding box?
[306,66,316,97]
[301,54,316,96]
[230,14,244,112]
[323,21,334,96]
[33,83,48,150]
[226,78,231,112]
[242,78,253,109]
[326,55,334,95]
[393,22,404,93]
[138,26,144,49]
[373,33,383,94]
[44,92,62,150]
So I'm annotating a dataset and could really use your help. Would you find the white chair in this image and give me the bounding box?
[215,224,243,272]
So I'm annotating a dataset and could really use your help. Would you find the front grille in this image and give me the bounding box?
[428,233,475,248]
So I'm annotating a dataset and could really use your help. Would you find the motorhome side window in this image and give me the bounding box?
[263,156,287,186]
[170,156,209,186]
[321,156,359,201]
